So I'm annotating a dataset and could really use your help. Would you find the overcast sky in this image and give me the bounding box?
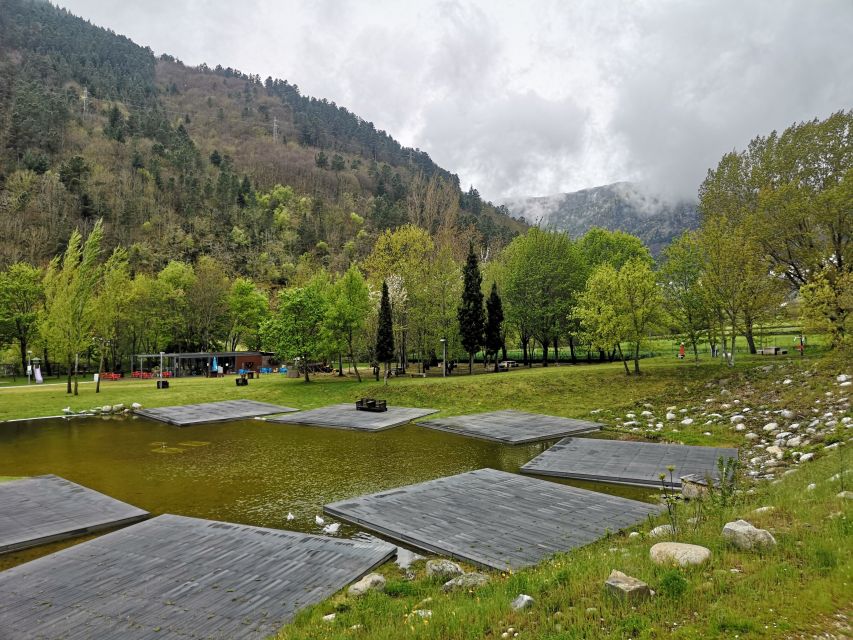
[59,0,853,202]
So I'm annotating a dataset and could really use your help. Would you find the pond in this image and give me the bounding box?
[0,415,657,569]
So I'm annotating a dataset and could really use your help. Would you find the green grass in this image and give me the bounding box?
[0,354,773,425]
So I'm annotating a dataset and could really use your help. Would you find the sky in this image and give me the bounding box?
[59,0,853,202]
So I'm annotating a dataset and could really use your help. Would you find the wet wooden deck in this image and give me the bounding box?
[0,514,396,639]
[266,403,438,431]
[521,437,739,487]
[0,475,149,555]
[325,468,661,570]
[136,400,298,426]
[416,409,601,443]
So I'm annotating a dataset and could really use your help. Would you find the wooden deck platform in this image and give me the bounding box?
[0,475,149,555]
[521,437,739,488]
[416,409,601,443]
[266,403,438,431]
[136,400,298,426]
[325,468,661,570]
[0,514,396,639]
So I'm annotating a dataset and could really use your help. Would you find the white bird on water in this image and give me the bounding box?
[286,512,295,521]
[315,515,325,526]
[322,523,340,535]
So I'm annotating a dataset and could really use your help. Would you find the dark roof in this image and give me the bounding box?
[135,351,273,358]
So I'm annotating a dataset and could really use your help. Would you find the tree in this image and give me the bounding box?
[579,227,653,270]
[227,278,269,350]
[501,229,585,367]
[326,266,371,381]
[659,231,711,362]
[575,258,664,375]
[0,262,43,372]
[484,282,504,372]
[93,247,131,391]
[701,111,852,346]
[261,280,328,382]
[41,220,104,395]
[185,256,230,351]
[375,280,394,383]
[458,244,485,373]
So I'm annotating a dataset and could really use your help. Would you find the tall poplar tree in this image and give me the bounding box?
[458,244,485,374]
[484,282,504,372]
[375,280,394,383]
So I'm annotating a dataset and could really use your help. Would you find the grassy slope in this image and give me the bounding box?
[0,357,743,433]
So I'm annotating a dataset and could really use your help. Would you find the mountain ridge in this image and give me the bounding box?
[503,181,698,255]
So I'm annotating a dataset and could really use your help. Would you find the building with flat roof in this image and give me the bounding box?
[132,351,275,377]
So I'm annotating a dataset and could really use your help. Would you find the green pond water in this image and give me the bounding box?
[0,415,656,569]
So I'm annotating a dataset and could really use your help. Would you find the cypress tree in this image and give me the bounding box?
[484,282,504,372]
[375,280,394,381]
[458,244,485,374]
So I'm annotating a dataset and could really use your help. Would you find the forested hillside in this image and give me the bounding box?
[0,0,524,279]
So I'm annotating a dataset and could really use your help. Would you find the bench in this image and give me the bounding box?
[356,398,387,413]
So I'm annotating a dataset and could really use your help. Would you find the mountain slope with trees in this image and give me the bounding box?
[0,0,524,277]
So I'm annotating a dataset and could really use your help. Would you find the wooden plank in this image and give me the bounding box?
[325,468,660,570]
[0,514,396,639]
[0,475,149,555]
[416,409,601,444]
[136,400,298,426]
[266,403,438,431]
[521,437,739,488]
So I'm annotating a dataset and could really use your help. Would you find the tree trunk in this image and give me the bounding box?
[522,338,529,367]
[96,349,104,393]
[66,356,72,394]
[494,351,499,373]
[633,341,641,375]
[744,323,757,354]
[616,343,630,375]
[303,353,310,382]
[542,338,549,367]
[568,335,577,364]
[348,335,361,382]
[729,335,736,367]
[383,362,390,386]
[553,336,559,365]
[18,337,28,373]
[44,347,52,376]
[692,340,699,364]
[73,353,79,396]
[468,352,474,375]
[338,353,344,376]
[599,349,607,362]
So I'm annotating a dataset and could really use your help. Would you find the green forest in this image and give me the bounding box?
[0,0,850,392]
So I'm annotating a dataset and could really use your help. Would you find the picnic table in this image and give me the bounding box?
[356,398,387,413]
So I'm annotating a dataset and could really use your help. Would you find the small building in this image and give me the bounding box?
[132,351,276,378]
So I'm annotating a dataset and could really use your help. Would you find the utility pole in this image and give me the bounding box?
[272,116,278,141]
[81,87,88,114]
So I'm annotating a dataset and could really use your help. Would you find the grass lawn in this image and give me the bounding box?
[0,355,775,427]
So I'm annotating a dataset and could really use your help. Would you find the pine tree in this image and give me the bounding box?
[458,244,485,374]
[375,280,394,383]
[484,282,504,372]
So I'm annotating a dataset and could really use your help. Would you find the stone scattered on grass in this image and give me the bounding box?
[442,572,490,592]
[604,569,651,602]
[322,613,336,623]
[837,491,853,500]
[650,542,711,567]
[410,609,432,619]
[722,519,777,550]
[511,594,534,610]
[753,506,774,514]
[807,483,817,491]
[426,559,463,579]
[348,572,385,597]
[649,524,675,538]
[798,453,815,463]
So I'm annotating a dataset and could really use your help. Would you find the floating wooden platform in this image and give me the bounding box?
[521,437,739,488]
[0,475,149,555]
[325,468,660,570]
[0,514,396,639]
[136,400,298,426]
[416,409,601,443]
[266,403,438,431]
